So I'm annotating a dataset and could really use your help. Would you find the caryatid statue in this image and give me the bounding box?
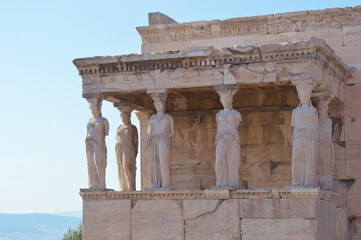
[85,97,109,190]
[291,82,318,187]
[147,92,174,188]
[215,85,242,188]
[315,95,334,190]
[115,106,139,191]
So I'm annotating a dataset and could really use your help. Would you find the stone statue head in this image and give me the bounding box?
[120,111,131,125]
[318,103,328,117]
[151,93,167,114]
[296,83,313,107]
[87,97,102,118]
[215,85,238,110]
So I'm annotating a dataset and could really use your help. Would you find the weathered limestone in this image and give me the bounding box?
[184,200,239,240]
[115,104,138,191]
[131,200,183,240]
[336,207,348,240]
[135,111,153,189]
[80,188,338,240]
[85,97,109,190]
[83,200,131,240]
[241,218,316,240]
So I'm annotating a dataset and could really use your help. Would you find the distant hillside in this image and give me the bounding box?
[0,213,81,240]
[53,210,82,219]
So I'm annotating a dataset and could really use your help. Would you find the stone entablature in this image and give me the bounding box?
[80,188,338,201]
[136,6,361,44]
[73,38,349,101]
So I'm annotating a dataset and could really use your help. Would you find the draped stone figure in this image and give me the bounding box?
[147,93,174,188]
[85,97,109,190]
[215,85,242,188]
[316,98,334,190]
[291,83,318,187]
[115,107,138,191]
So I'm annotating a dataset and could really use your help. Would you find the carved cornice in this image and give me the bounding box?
[79,188,338,201]
[73,38,350,83]
[136,6,361,43]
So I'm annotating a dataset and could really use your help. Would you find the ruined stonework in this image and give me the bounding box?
[74,5,361,239]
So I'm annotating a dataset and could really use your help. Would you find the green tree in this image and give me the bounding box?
[63,223,82,240]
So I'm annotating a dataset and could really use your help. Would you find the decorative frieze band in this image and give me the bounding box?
[79,188,338,201]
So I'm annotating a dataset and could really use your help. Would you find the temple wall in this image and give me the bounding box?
[81,189,336,240]
[168,90,298,190]
[139,7,361,238]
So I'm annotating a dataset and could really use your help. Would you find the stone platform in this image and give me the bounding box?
[80,188,337,240]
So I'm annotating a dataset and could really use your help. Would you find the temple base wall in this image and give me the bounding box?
[81,188,339,240]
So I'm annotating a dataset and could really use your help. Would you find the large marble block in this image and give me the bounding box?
[83,200,131,240]
[184,199,240,240]
[131,200,184,240]
[241,218,316,240]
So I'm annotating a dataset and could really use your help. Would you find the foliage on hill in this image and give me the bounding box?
[63,223,82,240]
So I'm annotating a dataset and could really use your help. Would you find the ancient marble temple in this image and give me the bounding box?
[74,7,361,240]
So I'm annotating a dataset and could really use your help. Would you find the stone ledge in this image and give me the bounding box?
[79,188,338,201]
[73,38,350,87]
[136,5,361,43]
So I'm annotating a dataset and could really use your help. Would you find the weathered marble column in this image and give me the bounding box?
[114,103,138,191]
[214,84,242,188]
[312,93,335,190]
[291,81,318,187]
[135,110,153,190]
[85,96,109,190]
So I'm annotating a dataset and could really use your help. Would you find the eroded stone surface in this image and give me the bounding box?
[241,218,316,240]
[131,200,184,240]
[83,200,131,240]
[184,199,239,240]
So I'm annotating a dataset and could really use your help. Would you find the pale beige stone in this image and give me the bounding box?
[83,200,131,240]
[241,218,316,240]
[292,29,343,47]
[347,179,361,217]
[316,199,336,240]
[343,25,361,46]
[184,199,239,240]
[136,111,152,189]
[336,207,348,240]
[131,200,184,240]
[333,45,361,65]
[239,198,316,218]
[244,32,293,45]
[349,218,361,240]
[183,199,220,220]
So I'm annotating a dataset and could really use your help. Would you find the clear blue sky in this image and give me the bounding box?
[1,0,360,214]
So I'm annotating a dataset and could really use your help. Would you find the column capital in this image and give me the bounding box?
[114,102,134,114]
[214,84,239,96]
[311,92,334,106]
[291,79,314,86]
[135,110,154,123]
